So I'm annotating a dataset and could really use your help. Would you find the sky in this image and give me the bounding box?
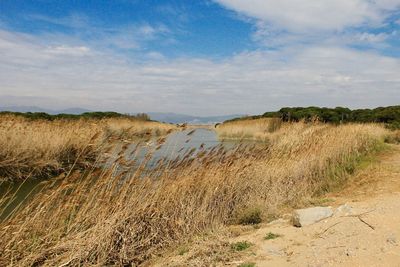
[0,0,399,116]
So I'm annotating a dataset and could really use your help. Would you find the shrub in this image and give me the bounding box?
[237,207,262,225]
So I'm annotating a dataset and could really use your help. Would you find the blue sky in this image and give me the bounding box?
[0,0,256,58]
[0,0,399,115]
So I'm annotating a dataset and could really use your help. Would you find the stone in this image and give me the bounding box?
[335,203,353,216]
[292,207,333,227]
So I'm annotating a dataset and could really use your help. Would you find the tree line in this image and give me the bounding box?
[227,106,400,129]
[0,111,151,121]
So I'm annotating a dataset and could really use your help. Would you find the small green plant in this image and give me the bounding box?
[231,241,252,251]
[238,207,262,225]
[264,232,282,240]
[238,263,255,267]
[177,246,189,255]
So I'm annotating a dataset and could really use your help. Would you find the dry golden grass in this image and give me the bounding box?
[0,122,390,266]
[216,118,282,141]
[385,129,400,144]
[0,115,176,181]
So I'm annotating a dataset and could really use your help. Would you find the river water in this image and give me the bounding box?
[104,128,238,168]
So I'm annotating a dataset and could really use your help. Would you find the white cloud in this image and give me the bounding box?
[28,13,90,29]
[145,51,166,60]
[46,45,91,56]
[25,14,173,51]
[0,29,399,115]
[215,0,400,32]
[353,32,389,43]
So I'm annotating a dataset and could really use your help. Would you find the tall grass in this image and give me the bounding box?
[0,115,175,181]
[216,118,282,141]
[0,122,389,266]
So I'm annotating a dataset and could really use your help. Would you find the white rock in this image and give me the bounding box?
[292,207,333,227]
[335,203,353,216]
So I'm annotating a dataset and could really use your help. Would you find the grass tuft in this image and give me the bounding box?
[264,232,282,240]
[231,241,252,251]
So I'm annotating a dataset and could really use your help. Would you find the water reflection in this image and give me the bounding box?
[105,128,238,169]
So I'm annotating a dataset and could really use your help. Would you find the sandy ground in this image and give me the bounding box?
[230,144,400,267]
[151,144,400,267]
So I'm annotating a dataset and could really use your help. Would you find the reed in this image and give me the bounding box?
[0,122,389,266]
[0,115,176,181]
[216,117,283,141]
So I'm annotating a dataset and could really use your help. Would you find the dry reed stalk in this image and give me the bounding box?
[216,118,282,141]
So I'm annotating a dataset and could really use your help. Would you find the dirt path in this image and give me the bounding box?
[231,144,400,267]
[150,145,400,267]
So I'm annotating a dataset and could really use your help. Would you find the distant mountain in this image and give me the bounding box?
[0,106,53,113]
[57,108,92,114]
[148,112,244,124]
[0,106,91,115]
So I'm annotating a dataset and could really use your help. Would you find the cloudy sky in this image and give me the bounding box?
[0,0,399,115]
